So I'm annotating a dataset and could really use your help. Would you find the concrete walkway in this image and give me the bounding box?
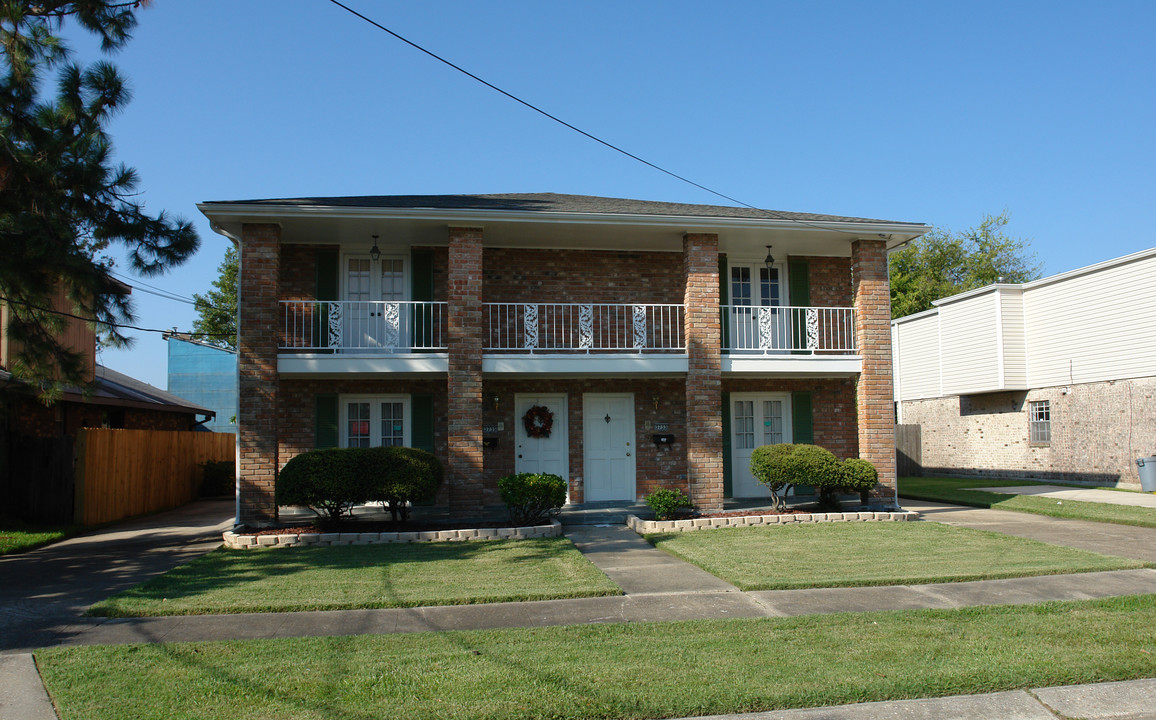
[4,500,1156,719]
[975,484,1156,508]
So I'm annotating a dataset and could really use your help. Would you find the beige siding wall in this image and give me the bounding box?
[998,289,1027,388]
[893,313,941,401]
[1024,252,1156,388]
[938,291,1001,395]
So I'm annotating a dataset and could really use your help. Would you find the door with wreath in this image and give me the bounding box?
[514,394,568,480]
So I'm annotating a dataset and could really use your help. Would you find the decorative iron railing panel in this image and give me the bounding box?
[485,303,685,353]
[721,305,856,354]
[280,301,447,351]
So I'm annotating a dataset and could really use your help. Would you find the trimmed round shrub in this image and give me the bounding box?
[498,472,567,525]
[275,448,373,524]
[645,488,693,520]
[364,446,444,522]
[841,457,879,505]
[750,443,797,511]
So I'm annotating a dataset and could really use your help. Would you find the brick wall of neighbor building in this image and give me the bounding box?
[722,378,859,459]
[902,376,1156,488]
[483,248,684,304]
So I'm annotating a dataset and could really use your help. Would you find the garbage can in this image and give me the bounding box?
[1137,457,1156,492]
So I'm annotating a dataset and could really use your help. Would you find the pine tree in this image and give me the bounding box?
[192,246,237,349]
[0,1,199,394]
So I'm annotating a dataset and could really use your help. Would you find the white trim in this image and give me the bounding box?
[338,394,411,448]
[721,355,861,377]
[994,290,1006,390]
[483,354,688,375]
[279,354,448,376]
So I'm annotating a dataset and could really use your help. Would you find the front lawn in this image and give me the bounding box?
[88,537,620,617]
[645,521,1145,590]
[900,477,1156,528]
[0,519,82,555]
[38,594,1156,720]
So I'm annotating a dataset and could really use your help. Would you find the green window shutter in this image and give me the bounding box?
[411,394,435,453]
[315,250,339,351]
[718,254,730,354]
[788,259,810,354]
[315,394,339,449]
[411,250,435,352]
[791,391,815,495]
[791,391,813,444]
[721,391,733,497]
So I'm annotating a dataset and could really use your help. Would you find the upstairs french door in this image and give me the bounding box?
[344,255,409,350]
[729,262,787,352]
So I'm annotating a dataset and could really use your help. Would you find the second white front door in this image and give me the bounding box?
[731,393,792,498]
[584,394,636,502]
[515,394,568,479]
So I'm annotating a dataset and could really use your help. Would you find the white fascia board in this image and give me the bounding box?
[721,355,862,377]
[197,203,931,243]
[891,306,940,327]
[482,354,688,375]
[1020,245,1156,290]
[278,354,448,376]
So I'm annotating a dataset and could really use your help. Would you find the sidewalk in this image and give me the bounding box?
[3,501,1155,719]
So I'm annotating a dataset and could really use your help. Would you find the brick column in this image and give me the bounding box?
[447,227,485,512]
[683,233,723,509]
[852,238,897,503]
[237,223,281,525]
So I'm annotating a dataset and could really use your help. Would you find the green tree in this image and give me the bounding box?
[0,1,198,394]
[889,211,1042,319]
[192,246,237,349]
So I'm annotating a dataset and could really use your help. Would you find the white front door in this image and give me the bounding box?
[731,393,792,498]
[515,394,568,478]
[344,254,408,350]
[728,262,787,352]
[584,394,636,502]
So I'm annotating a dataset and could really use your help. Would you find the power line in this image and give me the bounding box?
[0,295,233,339]
[324,0,871,236]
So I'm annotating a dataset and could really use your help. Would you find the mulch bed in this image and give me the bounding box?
[248,520,550,537]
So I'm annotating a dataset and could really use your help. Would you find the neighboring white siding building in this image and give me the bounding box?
[893,247,1156,487]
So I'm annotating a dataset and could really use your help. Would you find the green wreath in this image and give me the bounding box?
[522,405,554,438]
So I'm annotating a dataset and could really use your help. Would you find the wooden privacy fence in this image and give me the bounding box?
[895,424,922,477]
[74,428,235,525]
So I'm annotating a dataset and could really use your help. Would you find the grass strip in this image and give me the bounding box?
[88,537,620,617]
[0,520,83,555]
[899,477,1156,529]
[38,594,1156,720]
[645,521,1144,591]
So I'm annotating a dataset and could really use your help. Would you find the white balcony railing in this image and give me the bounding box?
[722,305,856,354]
[280,301,447,351]
[485,303,685,353]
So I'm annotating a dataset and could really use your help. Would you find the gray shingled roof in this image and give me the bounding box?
[202,192,922,226]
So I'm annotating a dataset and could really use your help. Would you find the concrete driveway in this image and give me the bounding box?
[0,499,232,653]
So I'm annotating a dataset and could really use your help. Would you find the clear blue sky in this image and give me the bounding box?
[63,0,1154,389]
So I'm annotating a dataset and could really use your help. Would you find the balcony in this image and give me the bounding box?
[485,303,685,353]
[280,301,447,352]
[721,306,856,354]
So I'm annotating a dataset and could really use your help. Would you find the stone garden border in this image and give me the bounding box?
[627,509,920,535]
[223,519,562,549]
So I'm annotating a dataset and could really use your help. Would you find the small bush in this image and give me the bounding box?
[199,460,235,497]
[364,446,444,522]
[750,444,797,512]
[645,488,693,520]
[275,448,373,525]
[841,457,879,505]
[498,473,567,525]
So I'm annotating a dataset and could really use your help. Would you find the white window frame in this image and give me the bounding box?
[340,394,412,448]
[1028,399,1051,445]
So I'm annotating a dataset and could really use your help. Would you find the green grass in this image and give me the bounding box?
[37,594,1156,720]
[0,519,82,555]
[87,537,621,617]
[899,476,1156,528]
[644,521,1145,590]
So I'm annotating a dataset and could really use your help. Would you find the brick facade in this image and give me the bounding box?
[447,227,485,512]
[238,223,281,524]
[721,378,858,459]
[794,255,852,307]
[901,377,1156,488]
[683,233,724,509]
[852,239,896,501]
[483,248,684,304]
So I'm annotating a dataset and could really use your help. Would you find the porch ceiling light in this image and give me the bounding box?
[764,245,775,271]
[370,235,382,262]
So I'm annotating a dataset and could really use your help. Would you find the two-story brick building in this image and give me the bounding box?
[198,193,929,525]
